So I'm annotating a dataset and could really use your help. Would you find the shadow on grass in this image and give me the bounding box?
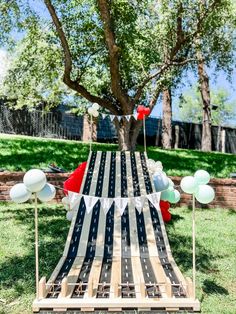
[202,279,229,295]
[0,205,68,296]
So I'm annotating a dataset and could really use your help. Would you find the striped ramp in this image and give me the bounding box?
[33,151,200,312]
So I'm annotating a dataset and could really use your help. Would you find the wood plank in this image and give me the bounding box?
[85,152,111,297]
[135,153,167,295]
[144,152,187,286]
[125,152,145,297]
[110,152,121,298]
[62,152,92,257]
[60,152,102,298]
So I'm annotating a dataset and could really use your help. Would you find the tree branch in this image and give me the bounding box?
[44,0,117,114]
[98,0,131,112]
[132,58,196,106]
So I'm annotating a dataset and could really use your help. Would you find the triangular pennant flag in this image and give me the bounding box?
[125,115,131,121]
[114,197,128,216]
[102,113,106,119]
[146,192,160,208]
[133,196,146,214]
[68,191,81,210]
[100,197,114,215]
[83,195,99,213]
[110,115,115,122]
[117,116,122,122]
[133,113,138,120]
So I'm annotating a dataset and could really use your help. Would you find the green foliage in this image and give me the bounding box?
[177,86,236,126]
[0,0,235,111]
[0,134,236,178]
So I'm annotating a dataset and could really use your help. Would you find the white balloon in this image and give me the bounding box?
[194,170,210,185]
[23,169,47,192]
[88,107,93,115]
[194,185,215,204]
[92,110,99,117]
[168,178,174,187]
[66,211,73,221]
[155,161,163,171]
[37,183,56,202]
[92,103,100,110]
[62,196,69,205]
[10,183,32,203]
[180,176,197,194]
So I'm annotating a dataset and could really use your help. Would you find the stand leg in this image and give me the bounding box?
[192,194,196,299]
[34,193,39,300]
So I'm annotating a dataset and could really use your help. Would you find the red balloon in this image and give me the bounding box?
[162,210,172,223]
[64,162,87,195]
[137,105,145,114]
[144,107,151,116]
[160,200,170,211]
[137,112,145,120]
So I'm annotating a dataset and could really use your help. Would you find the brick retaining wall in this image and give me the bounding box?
[0,172,235,209]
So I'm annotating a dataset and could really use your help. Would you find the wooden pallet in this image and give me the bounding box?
[33,151,200,313]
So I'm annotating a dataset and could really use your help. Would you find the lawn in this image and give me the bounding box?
[0,202,235,314]
[1,133,236,178]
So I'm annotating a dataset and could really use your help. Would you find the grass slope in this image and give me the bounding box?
[0,202,235,314]
[1,133,236,178]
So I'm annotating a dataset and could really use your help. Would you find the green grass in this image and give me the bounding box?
[0,202,235,314]
[1,133,236,178]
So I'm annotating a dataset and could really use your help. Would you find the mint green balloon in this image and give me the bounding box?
[194,185,215,204]
[194,170,210,185]
[160,189,172,201]
[180,176,197,194]
[169,189,181,204]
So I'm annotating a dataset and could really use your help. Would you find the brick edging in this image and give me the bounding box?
[1,172,235,210]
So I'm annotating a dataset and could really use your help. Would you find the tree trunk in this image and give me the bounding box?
[162,88,172,149]
[198,58,212,152]
[114,118,142,151]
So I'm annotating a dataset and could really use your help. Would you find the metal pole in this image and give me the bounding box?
[192,194,196,300]
[143,116,147,153]
[34,193,39,299]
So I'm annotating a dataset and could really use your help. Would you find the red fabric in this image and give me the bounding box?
[64,162,87,195]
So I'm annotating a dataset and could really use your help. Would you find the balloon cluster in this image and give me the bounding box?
[180,170,215,204]
[147,158,180,222]
[63,162,87,221]
[137,105,151,120]
[88,103,100,117]
[10,169,56,203]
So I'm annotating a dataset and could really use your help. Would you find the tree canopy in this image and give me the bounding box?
[0,0,235,149]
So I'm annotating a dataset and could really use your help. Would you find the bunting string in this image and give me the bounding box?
[54,185,160,216]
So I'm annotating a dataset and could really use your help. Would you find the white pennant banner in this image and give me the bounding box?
[126,115,131,121]
[64,191,160,215]
[83,195,99,213]
[110,115,115,122]
[146,192,160,208]
[133,113,138,120]
[100,197,114,215]
[117,116,122,122]
[102,113,106,119]
[114,197,128,216]
[133,196,146,214]
[68,191,81,210]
